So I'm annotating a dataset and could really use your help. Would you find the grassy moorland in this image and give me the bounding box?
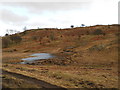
[2,25,119,88]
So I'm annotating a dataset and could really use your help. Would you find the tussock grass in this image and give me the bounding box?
[2,25,119,88]
[2,64,118,88]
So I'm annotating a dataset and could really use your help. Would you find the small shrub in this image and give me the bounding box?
[93,29,104,35]
[9,35,22,43]
[21,31,27,36]
[32,36,37,40]
[88,44,106,51]
[51,72,62,79]
[49,32,55,41]
[71,25,74,28]
[2,35,22,48]
[115,32,120,37]
[5,34,9,36]
[2,37,12,48]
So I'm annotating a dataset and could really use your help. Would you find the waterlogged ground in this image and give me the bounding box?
[2,50,118,88]
[21,53,55,64]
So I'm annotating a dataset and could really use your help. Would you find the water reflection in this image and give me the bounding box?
[21,53,54,64]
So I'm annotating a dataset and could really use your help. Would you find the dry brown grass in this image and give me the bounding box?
[2,64,118,88]
[2,52,32,63]
[2,74,41,88]
[2,25,119,88]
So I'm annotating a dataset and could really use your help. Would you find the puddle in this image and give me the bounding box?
[21,53,54,64]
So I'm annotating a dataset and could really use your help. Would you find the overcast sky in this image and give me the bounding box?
[0,0,119,36]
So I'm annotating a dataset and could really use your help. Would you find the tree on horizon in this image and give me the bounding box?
[71,25,74,28]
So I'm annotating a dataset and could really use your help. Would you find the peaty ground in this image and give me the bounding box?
[2,25,119,88]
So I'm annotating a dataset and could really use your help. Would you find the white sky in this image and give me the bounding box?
[0,0,119,36]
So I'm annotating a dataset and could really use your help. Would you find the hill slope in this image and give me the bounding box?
[2,25,119,88]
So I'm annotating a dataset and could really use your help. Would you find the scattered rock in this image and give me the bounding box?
[3,49,17,52]
[88,44,106,51]
[23,50,30,52]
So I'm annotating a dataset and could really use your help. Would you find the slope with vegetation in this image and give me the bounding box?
[2,25,119,88]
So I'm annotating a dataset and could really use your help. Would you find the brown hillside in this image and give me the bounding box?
[2,25,119,88]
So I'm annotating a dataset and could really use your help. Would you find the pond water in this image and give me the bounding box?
[21,53,54,64]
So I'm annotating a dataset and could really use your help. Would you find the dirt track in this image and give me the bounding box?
[2,70,66,89]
